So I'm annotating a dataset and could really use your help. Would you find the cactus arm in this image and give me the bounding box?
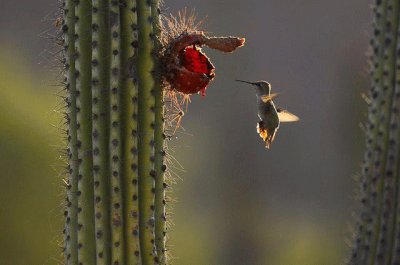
[91,0,112,264]
[137,0,157,263]
[109,0,126,264]
[366,0,391,261]
[150,1,167,263]
[390,22,400,263]
[75,0,96,263]
[353,1,386,263]
[63,0,78,263]
[120,0,142,263]
[348,1,400,264]
[349,1,388,263]
[352,1,389,263]
[372,0,400,264]
[381,1,400,263]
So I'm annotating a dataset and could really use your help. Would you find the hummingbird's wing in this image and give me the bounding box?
[260,93,279,103]
[277,108,299,122]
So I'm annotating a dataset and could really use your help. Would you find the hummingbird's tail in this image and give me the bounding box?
[257,121,276,149]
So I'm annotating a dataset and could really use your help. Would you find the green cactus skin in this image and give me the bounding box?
[62,0,243,263]
[63,0,78,264]
[150,0,167,263]
[75,0,96,263]
[109,1,126,264]
[63,0,162,263]
[120,0,141,264]
[372,1,400,264]
[137,0,157,263]
[348,0,400,264]
[92,0,111,264]
[352,1,389,263]
[359,1,388,262]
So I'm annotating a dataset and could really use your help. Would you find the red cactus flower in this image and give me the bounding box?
[164,32,245,96]
[172,45,215,96]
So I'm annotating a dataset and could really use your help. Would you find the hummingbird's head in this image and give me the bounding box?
[235,80,271,95]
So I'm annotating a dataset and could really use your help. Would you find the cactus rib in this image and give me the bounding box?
[63,0,78,263]
[109,0,125,264]
[372,0,400,263]
[120,0,142,263]
[150,0,167,263]
[137,0,157,263]
[75,0,96,263]
[348,0,400,264]
[92,0,112,263]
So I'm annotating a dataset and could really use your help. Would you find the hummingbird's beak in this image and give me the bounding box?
[235,79,256,86]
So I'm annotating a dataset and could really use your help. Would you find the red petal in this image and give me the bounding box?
[171,66,212,95]
[169,45,215,95]
[183,46,213,75]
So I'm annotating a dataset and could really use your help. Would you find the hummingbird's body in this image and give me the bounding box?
[256,95,280,147]
[236,80,299,148]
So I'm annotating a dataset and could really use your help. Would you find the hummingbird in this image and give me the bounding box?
[236,80,299,149]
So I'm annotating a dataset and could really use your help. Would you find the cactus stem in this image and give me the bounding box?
[348,1,400,264]
[120,0,141,264]
[382,2,400,264]
[109,0,125,264]
[75,0,96,263]
[92,0,112,264]
[62,2,245,264]
[351,1,389,264]
[137,0,157,263]
[369,0,399,264]
[391,21,400,259]
[150,0,167,263]
[63,0,78,263]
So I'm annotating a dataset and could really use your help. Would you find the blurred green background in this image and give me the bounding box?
[0,1,370,264]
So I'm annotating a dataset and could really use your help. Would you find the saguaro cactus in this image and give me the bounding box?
[62,0,163,264]
[61,0,244,264]
[348,0,400,264]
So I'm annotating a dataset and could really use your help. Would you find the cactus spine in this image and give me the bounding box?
[63,0,78,263]
[120,0,141,263]
[75,0,96,263]
[348,0,400,264]
[92,0,111,263]
[63,0,163,264]
[137,0,157,262]
[150,1,167,264]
